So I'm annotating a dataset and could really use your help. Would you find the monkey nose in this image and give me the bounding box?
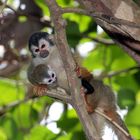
[40,50,49,58]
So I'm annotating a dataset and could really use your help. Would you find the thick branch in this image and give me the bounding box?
[62,7,140,29]
[41,89,71,103]
[45,1,100,140]
[75,0,140,63]
[0,88,71,116]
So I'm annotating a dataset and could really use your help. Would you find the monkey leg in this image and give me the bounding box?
[80,87,94,114]
[84,94,94,114]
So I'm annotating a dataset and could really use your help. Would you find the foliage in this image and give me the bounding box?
[0,0,140,140]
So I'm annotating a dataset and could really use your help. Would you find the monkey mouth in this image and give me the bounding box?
[40,50,49,58]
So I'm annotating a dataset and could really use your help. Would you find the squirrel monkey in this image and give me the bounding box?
[76,66,134,140]
[27,32,134,140]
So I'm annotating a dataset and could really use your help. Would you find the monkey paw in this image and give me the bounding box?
[86,105,94,114]
[33,85,47,96]
[74,64,81,78]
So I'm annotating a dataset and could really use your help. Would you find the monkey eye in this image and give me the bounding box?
[35,48,39,52]
[52,73,54,78]
[41,44,45,49]
[48,79,52,83]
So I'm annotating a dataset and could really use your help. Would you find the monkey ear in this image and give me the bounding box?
[48,34,55,46]
[48,34,54,40]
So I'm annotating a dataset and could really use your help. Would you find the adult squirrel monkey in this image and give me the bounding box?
[27,32,134,140]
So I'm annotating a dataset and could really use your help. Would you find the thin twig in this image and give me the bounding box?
[0,98,29,116]
[5,4,17,13]
[0,76,25,85]
[84,35,115,45]
[62,7,90,15]
[102,66,140,79]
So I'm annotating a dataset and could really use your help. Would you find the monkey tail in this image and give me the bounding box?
[91,110,134,140]
[105,111,134,140]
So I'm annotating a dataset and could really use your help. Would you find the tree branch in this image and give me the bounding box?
[0,88,71,117]
[0,98,29,116]
[45,1,100,140]
[101,66,140,79]
[5,4,17,13]
[75,0,140,63]
[39,89,72,103]
[62,7,90,16]
[84,35,115,45]
[62,7,140,29]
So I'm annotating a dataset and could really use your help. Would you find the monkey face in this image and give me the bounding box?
[28,63,57,87]
[43,68,57,85]
[30,38,50,58]
[28,32,54,58]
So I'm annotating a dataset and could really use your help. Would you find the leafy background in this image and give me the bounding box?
[0,0,140,139]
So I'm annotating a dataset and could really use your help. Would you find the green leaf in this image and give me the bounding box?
[0,80,24,106]
[109,45,136,70]
[56,0,74,7]
[113,75,139,92]
[83,22,97,34]
[57,109,81,132]
[128,126,140,140]
[117,89,136,110]
[134,71,140,84]
[0,128,7,140]
[71,131,86,140]
[83,45,105,70]
[78,16,92,32]
[34,0,50,15]
[12,103,35,128]
[32,97,53,112]
[57,117,79,132]
[64,14,92,33]
[0,116,18,140]
[125,104,140,126]
[57,133,72,140]
[83,43,136,72]
[18,16,27,23]
[25,125,56,140]
[66,21,82,48]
